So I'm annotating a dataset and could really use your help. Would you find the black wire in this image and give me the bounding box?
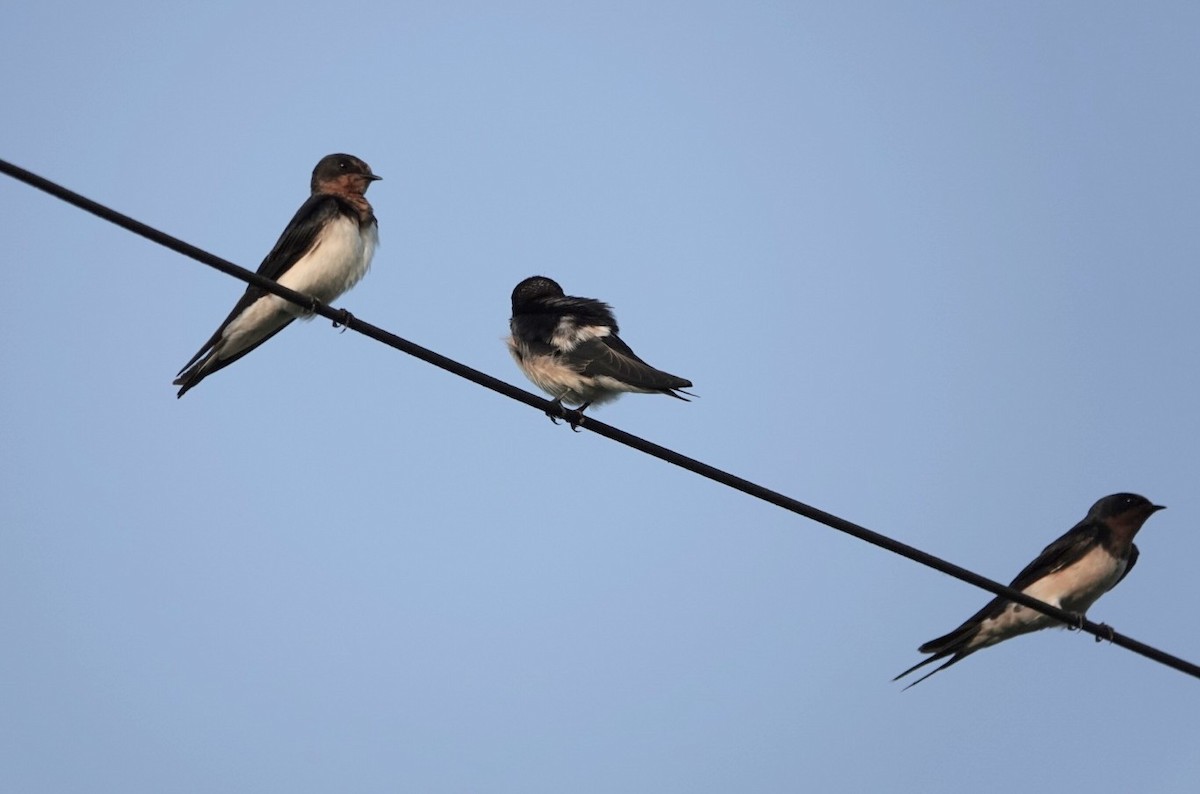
[3,156,1197,683]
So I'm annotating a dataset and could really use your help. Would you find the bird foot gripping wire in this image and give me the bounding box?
[545,398,587,431]
[1066,613,1115,643]
[565,402,591,432]
[545,398,564,426]
[332,308,355,333]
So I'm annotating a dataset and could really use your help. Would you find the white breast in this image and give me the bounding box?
[277,216,376,311]
[1025,546,1125,614]
[506,336,591,404]
[967,545,1124,651]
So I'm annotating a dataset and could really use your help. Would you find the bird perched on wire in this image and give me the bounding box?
[173,153,381,397]
[506,276,693,428]
[894,492,1165,689]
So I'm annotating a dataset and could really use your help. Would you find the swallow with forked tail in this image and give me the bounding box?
[895,492,1165,689]
[174,153,381,397]
[506,276,693,427]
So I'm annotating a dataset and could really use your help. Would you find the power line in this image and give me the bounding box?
[3,156,1197,683]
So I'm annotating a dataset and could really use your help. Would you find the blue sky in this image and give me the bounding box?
[3,3,1199,792]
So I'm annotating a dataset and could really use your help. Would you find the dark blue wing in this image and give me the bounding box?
[568,334,692,392]
[916,519,1103,655]
[1006,519,1102,592]
[176,195,344,375]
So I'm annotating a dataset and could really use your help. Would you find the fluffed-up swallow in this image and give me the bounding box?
[506,276,693,427]
[895,492,1164,689]
[173,153,381,397]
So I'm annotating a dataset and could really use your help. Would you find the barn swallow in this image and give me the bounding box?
[506,276,693,427]
[173,153,381,397]
[894,492,1164,689]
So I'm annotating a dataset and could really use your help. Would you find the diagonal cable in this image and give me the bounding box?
[3,156,1196,683]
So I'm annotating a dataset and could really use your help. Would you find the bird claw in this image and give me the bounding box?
[1065,613,1114,643]
[547,411,584,431]
[332,309,354,332]
[566,401,591,432]
[544,399,586,431]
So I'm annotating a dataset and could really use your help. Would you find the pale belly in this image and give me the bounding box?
[969,546,1125,650]
[277,216,376,310]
